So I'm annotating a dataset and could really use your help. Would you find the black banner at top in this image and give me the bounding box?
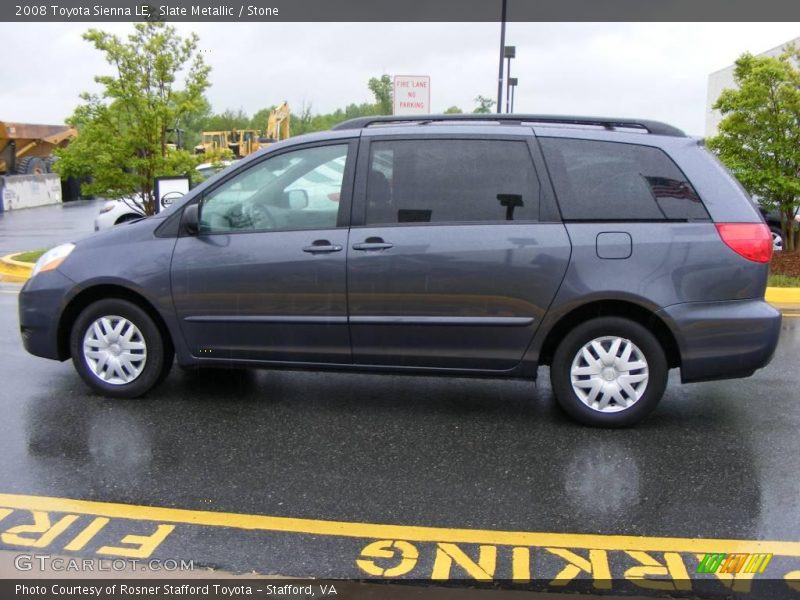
[3,0,800,22]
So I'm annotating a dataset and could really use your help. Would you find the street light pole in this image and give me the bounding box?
[496,0,507,114]
[506,59,511,113]
[504,46,516,114]
[509,77,518,113]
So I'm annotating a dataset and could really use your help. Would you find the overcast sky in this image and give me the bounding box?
[1,22,798,136]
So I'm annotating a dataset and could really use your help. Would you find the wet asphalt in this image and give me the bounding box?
[2,302,799,538]
[0,198,102,256]
[1,202,799,582]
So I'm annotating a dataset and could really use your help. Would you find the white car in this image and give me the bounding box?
[94,194,147,231]
[94,161,233,231]
[287,155,346,210]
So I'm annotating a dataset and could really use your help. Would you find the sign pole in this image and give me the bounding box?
[496,0,507,113]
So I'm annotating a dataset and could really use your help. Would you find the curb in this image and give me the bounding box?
[765,287,800,306]
[3,250,800,307]
[0,253,33,283]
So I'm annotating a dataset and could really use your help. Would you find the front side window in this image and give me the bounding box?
[365,139,540,225]
[199,144,347,234]
[539,138,709,221]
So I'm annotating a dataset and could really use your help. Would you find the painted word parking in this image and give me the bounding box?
[354,541,798,594]
[1,494,799,597]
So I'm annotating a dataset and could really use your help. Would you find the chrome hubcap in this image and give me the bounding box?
[82,315,147,385]
[570,336,649,413]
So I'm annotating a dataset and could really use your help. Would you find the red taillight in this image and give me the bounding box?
[715,223,773,263]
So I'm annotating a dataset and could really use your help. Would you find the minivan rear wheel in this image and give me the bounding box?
[551,317,667,427]
[70,299,171,398]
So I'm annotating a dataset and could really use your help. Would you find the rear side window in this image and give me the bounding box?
[539,138,709,221]
[365,139,540,225]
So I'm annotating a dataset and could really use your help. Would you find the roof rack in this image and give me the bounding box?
[331,114,686,137]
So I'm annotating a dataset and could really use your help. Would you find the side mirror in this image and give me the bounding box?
[182,204,200,235]
[287,189,309,210]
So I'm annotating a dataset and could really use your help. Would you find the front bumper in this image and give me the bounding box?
[19,270,75,361]
[657,298,781,383]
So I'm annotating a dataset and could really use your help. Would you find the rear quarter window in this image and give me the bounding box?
[539,138,709,221]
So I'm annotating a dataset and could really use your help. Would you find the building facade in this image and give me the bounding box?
[705,36,800,137]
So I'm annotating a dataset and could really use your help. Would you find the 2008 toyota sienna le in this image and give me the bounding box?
[19,114,782,427]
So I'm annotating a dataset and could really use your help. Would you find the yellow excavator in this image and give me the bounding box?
[0,121,77,175]
[261,102,291,144]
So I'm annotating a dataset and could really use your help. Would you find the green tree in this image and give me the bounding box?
[176,94,211,150]
[56,22,211,215]
[473,95,496,114]
[289,103,317,136]
[202,108,250,133]
[708,48,800,251]
[444,106,464,114]
[249,106,277,131]
[368,74,393,115]
[345,102,378,119]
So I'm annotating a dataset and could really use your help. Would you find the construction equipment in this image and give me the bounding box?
[229,129,260,157]
[194,129,261,158]
[165,128,185,151]
[0,121,77,175]
[194,131,231,155]
[194,103,291,157]
[263,102,290,143]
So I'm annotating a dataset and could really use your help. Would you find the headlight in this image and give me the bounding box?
[99,201,116,214]
[31,243,75,278]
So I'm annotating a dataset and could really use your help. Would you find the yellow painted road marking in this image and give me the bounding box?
[63,516,109,551]
[1,492,799,556]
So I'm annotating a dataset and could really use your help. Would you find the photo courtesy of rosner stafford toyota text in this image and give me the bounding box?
[2,0,800,598]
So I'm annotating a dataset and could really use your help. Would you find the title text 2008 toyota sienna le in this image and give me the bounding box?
[19,114,781,427]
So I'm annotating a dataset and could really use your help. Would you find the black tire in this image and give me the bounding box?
[156,355,175,385]
[16,156,47,175]
[15,157,31,174]
[115,213,142,225]
[44,156,58,173]
[550,317,668,428]
[69,299,172,398]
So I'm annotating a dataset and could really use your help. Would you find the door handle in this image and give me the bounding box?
[302,240,343,254]
[352,237,393,251]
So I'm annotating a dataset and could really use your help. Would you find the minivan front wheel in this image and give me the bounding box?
[551,317,667,427]
[70,299,171,398]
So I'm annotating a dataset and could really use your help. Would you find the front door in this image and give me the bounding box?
[171,140,356,364]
